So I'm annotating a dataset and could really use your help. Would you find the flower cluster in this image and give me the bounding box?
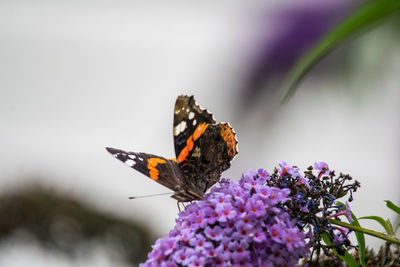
[271,161,359,255]
[141,161,360,266]
[141,169,310,266]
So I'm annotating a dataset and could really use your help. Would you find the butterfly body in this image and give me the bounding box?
[106,95,238,202]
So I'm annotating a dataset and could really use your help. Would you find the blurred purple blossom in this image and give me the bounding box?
[241,1,357,102]
[314,161,330,178]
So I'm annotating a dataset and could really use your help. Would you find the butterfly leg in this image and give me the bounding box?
[177,201,182,213]
[172,188,204,202]
[186,190,204,200]
[177,201,188,212]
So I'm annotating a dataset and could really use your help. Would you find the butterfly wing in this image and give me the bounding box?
[172,95,238,195]
[178,122,238,194]
[106,147,184,193]
[106,95,238,202]
[173,95,215,163]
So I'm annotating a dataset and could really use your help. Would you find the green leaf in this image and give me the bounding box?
[358,215,393,234]
[350,213,366,266]
[395,222,400,233]
[321,233,359,267]
[385,200,400,215]
[386,218,394,234]
[335,201,366,266]
[280,0,400,102]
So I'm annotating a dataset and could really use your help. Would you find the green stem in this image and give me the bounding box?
[328,218,400,245]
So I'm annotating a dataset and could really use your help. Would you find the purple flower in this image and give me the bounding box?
[277,161,303,179]
[265,187,290,206]
[258,168,270,180]
[141,167,313,266]
[256,185,272,199]
[172,248,190,265]
[221,220,235,235]
[251,227,266,243]
[284,227,306,252]
[268,223,285,243]
[326,202,354,223]
[345,201,354,223]
[213,255,225,266]
[188,254,206,267]
[204,225,223,241]
[162,238,177,256]
[232,220,253,240]
[268,246,287,266]
[297,176,311,189]
[314,161,330,180]
[212,192,232,207]
[215,203,237,223]
[189,234,212,252]
[206,209,220,225]
[230,184,248,202]
[192,214,208,230]
[240,169,258,182]
[277,160,292,176]
[314,161,329,172]
[333,232,347,246]
[245,198,266,218]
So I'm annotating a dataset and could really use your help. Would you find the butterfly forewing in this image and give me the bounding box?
[173,95,215,163]
[172,96,238,195]
[105,147,184,192]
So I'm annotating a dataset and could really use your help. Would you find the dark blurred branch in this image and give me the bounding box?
[0,184,154,265]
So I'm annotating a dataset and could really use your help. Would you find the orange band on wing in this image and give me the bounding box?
[193,122,209,141]
[147,158,166,180]
[178,123,209,162]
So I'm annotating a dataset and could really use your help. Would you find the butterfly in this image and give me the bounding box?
[106,95,238,202]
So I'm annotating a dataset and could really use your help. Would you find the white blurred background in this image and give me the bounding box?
[1,0,399,266]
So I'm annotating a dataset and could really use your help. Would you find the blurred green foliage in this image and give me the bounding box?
[281,0,400,102]
[0,184,154,265]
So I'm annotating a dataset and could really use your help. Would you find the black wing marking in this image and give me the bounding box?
[173,95,215,160]
[105,147,184,193]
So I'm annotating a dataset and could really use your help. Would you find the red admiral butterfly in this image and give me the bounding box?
[106,95,238,202]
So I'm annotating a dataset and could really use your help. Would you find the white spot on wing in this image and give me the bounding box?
[188,112,194,120]
[180,121,187,133]
[128,154,136,159]
[193,119,197,126]
[125,159,135,167]
[174,120,187,136]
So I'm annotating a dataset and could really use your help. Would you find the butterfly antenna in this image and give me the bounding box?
[128,192,172,199]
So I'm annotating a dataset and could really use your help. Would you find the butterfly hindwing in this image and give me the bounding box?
[177,122,238,193]
[105,147,184,192]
